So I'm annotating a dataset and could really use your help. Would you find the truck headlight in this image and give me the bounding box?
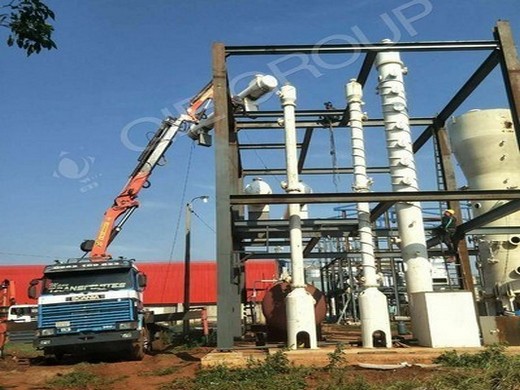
[117,321,137,330]
[37,328,56,337]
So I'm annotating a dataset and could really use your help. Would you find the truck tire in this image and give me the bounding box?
[129,329,147,361]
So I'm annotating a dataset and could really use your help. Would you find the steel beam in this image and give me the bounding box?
[236,109,347,118]
[413,49,501,152]
[236,117,434,130]
[231,189,520,205]
[242,250,477,260]
[494,21,520,151]
[454,199,520,241]
[242,167,390,177]
[357,51,377,87]
[298,127,314,174]
[303,237,321,258]
[225,40,498,55]
[239,143,295,150]
[370,201,395,223]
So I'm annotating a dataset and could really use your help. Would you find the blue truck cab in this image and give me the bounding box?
[29,259,148,360]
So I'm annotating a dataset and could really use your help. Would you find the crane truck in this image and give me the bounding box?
[27,74,278,360]
[27,83,215,361]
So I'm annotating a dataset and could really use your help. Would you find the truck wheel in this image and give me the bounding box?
[129,329,147,361]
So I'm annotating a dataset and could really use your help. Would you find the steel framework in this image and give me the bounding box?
[212,21,520,350]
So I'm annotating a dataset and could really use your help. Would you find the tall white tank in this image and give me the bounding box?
[447,109,520,314]
[244,178,272,220]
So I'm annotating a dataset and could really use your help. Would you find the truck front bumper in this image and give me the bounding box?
[34,329,141,349]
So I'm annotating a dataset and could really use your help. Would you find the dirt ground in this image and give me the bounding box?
[0,325,467,389]
[0,345,211,389]
[0,346,443,390]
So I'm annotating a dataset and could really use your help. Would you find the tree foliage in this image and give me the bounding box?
[1,0,56,56]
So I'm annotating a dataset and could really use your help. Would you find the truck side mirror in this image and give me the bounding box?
[28,279,41,300]
[137,273,147,290]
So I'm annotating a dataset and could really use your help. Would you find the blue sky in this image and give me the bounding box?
[1,0,519,265]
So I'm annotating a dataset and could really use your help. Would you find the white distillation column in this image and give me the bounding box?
[375,46,432,294]
[347,80,392,348]
[278,83,318,349]
[447,109,520,314]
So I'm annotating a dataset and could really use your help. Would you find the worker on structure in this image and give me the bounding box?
[434,209,458,256]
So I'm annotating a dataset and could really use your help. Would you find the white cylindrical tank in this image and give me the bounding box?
[244,178,272,220]
[447,109,520,313]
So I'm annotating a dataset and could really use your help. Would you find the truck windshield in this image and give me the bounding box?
[43,269,134,295]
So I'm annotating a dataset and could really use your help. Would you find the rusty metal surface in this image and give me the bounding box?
[481,316,520,346]
[261,282,327,333]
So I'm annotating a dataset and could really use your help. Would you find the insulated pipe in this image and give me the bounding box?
[347,80,392,348]
[375,45,432,294]
[279,83,318,349]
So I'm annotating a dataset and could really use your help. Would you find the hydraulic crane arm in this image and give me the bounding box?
[82,83,215,261]
[83,116,185,260]
[80,74,278,261]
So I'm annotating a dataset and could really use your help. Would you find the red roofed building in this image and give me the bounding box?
[0,260,278,306]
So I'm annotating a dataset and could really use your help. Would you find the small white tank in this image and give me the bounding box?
[244,178,272,220]
[447,109,520,313]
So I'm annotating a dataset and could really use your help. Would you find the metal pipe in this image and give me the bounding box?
[375,44,432,294]
[279,83,318,349]
[347,80,392,348]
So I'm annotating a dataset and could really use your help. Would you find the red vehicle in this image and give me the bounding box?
[0,279,16,358]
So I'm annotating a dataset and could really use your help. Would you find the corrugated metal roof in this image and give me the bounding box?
[0,260,278,305]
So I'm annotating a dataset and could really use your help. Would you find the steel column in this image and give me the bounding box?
[213,43,241,350]
[434,128,474,292]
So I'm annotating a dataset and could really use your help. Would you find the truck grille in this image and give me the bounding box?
[39,299,133,333]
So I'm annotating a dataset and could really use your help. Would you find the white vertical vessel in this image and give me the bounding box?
[375,45,432,294]
[279,83,318,349]
[347,79,392,348]
[448,109,520,314]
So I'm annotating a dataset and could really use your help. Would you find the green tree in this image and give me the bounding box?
[1,0,56,56]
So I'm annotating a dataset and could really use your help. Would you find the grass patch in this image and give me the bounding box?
[160,344,520,390]
[434,343,509,368]
[430,344,520,390]
[4,342,41,358]
[45,364,118,390]
[161,349,309,390]
[140,366,181,376]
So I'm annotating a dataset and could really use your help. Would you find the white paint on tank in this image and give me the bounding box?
[447,109,520,313]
